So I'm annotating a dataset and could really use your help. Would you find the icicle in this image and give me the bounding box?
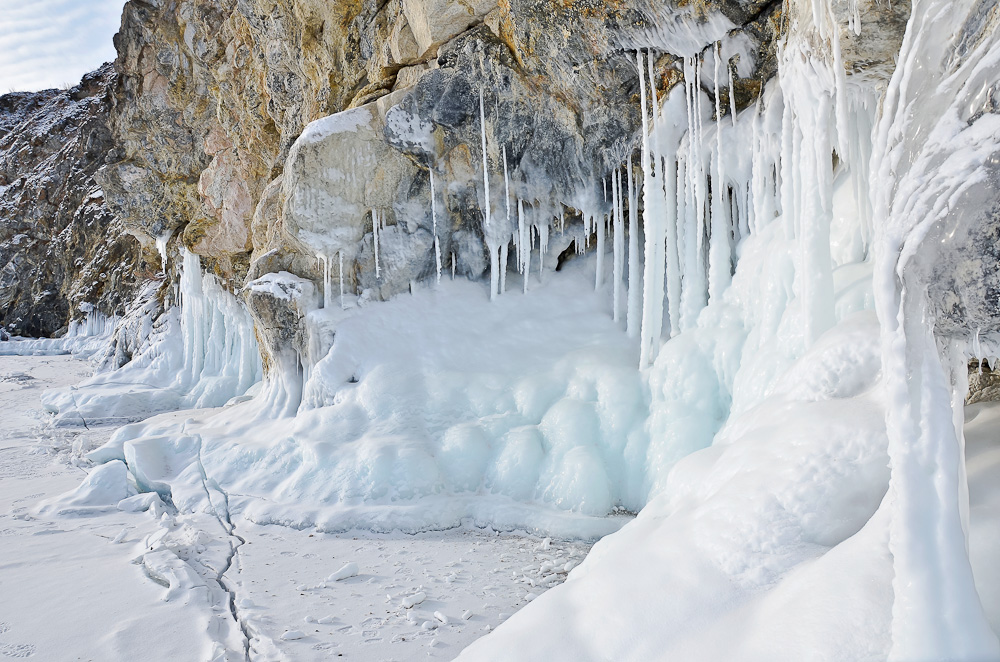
[612,167,625,323]
[538,223,549,281]
[503,145,512,232]
[489,240,499,301]
[155,231,171,274]
[338,252,345,309]
[479,90,491,230]
[451,253,456,280]
[518,199,530,294]
[626,157,641,338]
[500,241,508,294]
[727,58,737,128]
[693,58,708,304]
[559,210,565,234]
[430,168,442,283]
[664,155,680,338]
[638,49,667,366]
[595,212,605,291]
[372,210,381,279]
[679,57,706,331]
[318,254,331,309]
[708,41,732,304]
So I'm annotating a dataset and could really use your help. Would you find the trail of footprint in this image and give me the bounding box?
[0,623,9,635]
[0,642,35,658]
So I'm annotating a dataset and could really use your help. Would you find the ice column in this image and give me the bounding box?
[480,91,492,231]
[372,210,382,279]
[595,212,605,290]
[518,198,530,294]
[612,168,625,323]
[638,49,667,367]
[430,168,442,283]
[708,42,732,303]
[338,252,345,309]
[869,0,1000,655]
[626,158,641,338]
[318,254,332,309]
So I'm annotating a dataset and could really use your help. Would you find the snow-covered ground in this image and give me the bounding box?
[0,354,590,661]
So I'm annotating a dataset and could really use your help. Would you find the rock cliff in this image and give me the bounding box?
[0,65,143,337]
[1,0,910,358]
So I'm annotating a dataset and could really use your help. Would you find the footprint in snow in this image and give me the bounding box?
[0,642,35,658]
[0,624,8,635]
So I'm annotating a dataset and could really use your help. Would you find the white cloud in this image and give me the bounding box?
[0,0,125,93]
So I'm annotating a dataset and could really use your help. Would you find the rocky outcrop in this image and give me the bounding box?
[0,65,144,337]
[97,0,789,340]
[3,0,913,362]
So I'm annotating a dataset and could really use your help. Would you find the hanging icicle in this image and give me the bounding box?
[708,41,732,304]
[612,168,624,323]
[372,210,382,279]
[430,168,442,284]
[338,252,345,309]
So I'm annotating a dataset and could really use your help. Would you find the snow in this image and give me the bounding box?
[246,271,314,303]
[0,353,590,660]
[296,106,370,144]
[0,308,119,360]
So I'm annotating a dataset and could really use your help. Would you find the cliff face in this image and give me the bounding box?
[0,65,144,337]
[92,0,908,373]
[0,0,910,353]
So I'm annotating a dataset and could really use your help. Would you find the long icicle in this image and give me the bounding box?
[595,211,605,291]
[479,90,491,230]
[430,168,442,283]
[338,251,345,309]
[613,167,624,323]
[638,49,663,367]
[647,49,666,350]
[708,41,732,303]
[372,210,381,279]
[626,156,641,338]
[518,198,530,294]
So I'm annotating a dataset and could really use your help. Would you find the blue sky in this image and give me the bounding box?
[0,0,125,93]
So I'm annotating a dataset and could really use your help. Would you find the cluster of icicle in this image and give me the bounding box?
[450,43,767,370]
[177,249,262,406]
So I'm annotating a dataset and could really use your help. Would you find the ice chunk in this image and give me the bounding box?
[327,562,359,582]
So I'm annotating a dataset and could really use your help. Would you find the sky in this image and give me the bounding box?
[0,0,126,93]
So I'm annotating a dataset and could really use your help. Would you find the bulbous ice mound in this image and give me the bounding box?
[89,258,645,538]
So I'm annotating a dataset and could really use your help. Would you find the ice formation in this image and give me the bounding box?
[43,0,1000,655]
[41,250,262,424]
